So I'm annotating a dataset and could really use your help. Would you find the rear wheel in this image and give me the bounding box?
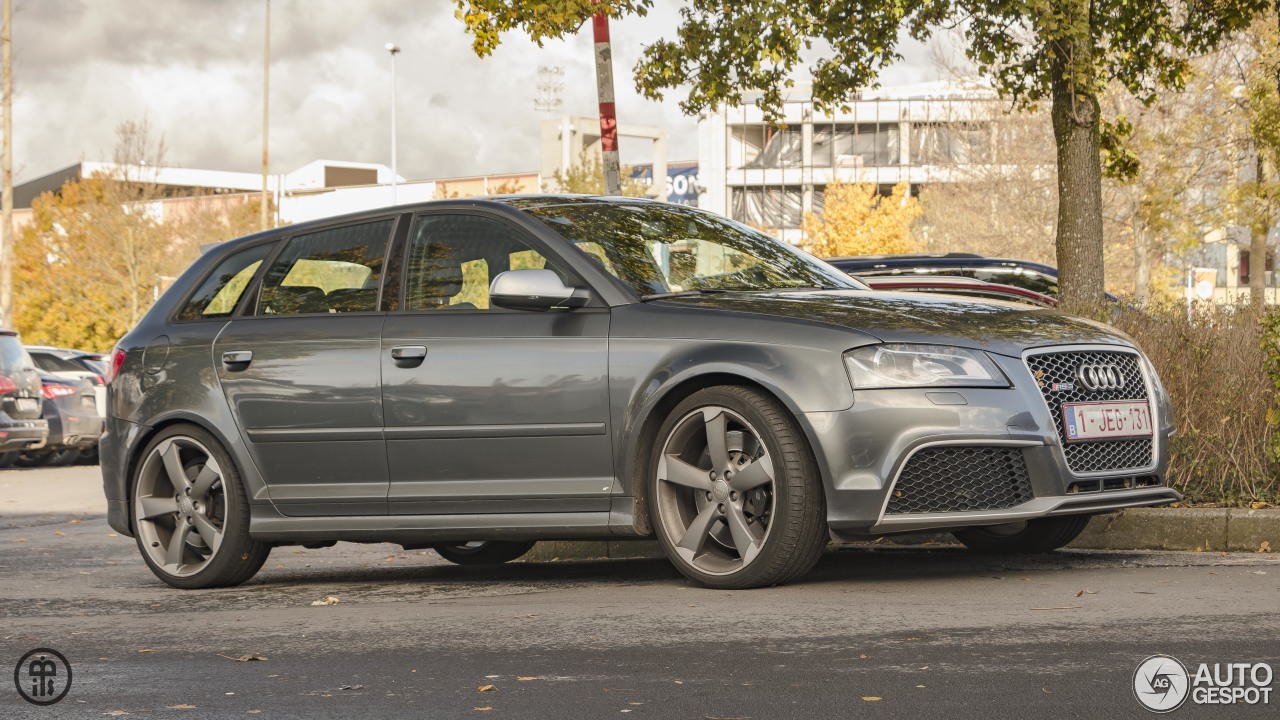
[132,425,270,588]
[649,386,827,589]
[14,450,54,468]
[0,451,19,468]
[952,515,1092,554]
[433,540,536,565]
[44,448,81,467]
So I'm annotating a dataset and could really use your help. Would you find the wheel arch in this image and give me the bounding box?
[121,411,259,534]
[621,369,824,537]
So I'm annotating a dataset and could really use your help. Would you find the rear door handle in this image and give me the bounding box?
[222,350,253,367]
[390,345,427,367]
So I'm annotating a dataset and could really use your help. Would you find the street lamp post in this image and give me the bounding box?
[385,42,400,205]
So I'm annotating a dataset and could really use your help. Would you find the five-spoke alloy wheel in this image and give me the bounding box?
[650,386,827,589]
[132,425,269,588]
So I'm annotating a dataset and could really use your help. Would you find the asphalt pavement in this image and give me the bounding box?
[1,466,1277,719]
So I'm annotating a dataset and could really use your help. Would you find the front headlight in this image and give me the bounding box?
[844,344,1009,389]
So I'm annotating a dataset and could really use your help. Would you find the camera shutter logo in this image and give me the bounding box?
[13,648,72,706]
[1134,654,1190,713]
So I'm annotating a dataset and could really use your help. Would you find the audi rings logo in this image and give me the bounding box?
[1076,363,1126,391]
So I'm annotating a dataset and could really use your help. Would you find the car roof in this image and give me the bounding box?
[205,194,664,255]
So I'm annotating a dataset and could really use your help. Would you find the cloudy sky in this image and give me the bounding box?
[11,0,940,184]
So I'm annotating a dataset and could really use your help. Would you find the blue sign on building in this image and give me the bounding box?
[628,163,699,206]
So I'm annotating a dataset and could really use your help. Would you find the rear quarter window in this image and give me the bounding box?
[178,243,274,321]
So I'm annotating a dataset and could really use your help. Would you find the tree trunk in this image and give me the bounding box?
[1133,209,1151,304]
[1049,15,1107,312]
[1252,153,1270,312]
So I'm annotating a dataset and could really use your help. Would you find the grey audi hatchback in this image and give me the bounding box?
[102,196,1179,589]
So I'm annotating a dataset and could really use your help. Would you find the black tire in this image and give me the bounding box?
[0,451,19,468]
[14,450,54,467]
[76,446,100,465]
[952,515,1092,554]
[132,424,270,589]
[648,385,827,589]
[433,540,537,565]
[44,448,81,467]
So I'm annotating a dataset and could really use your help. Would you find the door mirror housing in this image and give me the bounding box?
[489,269,589,311]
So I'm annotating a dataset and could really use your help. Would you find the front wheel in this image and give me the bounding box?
[433,540,537,565]
[952,515,1092,554]
[132,425,270,588]
[649,386,827,589]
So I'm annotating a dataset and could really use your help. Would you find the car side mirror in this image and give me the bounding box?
[489,269,589,311]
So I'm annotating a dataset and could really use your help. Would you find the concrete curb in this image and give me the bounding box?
[521,508,1280,561]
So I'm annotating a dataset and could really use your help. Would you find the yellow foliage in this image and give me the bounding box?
[801,180,922,257]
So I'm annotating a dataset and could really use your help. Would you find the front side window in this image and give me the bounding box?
[524,202,863,297]
[404,214,564,311]
[177,243,273,321]
[257,220,394,315]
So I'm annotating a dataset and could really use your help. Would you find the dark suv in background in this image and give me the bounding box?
[0,329,47,465]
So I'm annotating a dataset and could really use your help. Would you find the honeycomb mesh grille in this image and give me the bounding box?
[886,447,1034,514]
[1025,349,1154,474]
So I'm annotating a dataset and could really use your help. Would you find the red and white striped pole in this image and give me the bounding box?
[591,2,622,195]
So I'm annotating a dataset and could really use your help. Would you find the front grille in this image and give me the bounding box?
[886,446,1034,514]
[1025,349,1154,474]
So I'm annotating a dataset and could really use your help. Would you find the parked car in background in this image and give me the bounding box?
[10,372,101,467]
[103,196,1177,591]
[0,329,47,468]
[861,275,1058,308]
[27,346,109,417]
[826,253,1063,297]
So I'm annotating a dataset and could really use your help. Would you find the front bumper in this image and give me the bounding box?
[801,347,1177,536]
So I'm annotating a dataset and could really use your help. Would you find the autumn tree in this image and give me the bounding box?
[456,0,1267,310]
[550,150,648,196]
[15,120,272,348]
[801,180,920,257]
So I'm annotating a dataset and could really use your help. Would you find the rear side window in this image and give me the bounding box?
[178,243,274,321]
[0,335,32,375]
[257,220,394,316]
[30,352,88,373]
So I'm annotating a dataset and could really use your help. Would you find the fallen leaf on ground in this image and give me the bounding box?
[247,711,262,715]
[478,684,495,692]
[1251,501,1272,510]
[1259,541,1272,553]
[862,696,882,702]
[1042,688,1053,694]
[68,518,81,524]
[166,704,196,710]
[54,531,64,536]
[217,654,268,662]
[137,649,155,653]
[473,708,492,712]
[107,533,118,537]
[14,538,29,542]
[310,596,340,606]
[104,712,130,717]
[517,676,539,681]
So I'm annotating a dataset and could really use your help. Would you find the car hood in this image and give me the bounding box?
[657,290,1132,357]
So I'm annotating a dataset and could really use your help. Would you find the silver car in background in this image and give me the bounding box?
[101,196,1178,589]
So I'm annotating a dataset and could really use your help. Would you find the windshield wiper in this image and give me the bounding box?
[639,288,735,302]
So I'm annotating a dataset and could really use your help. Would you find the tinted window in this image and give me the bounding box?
[404,215,563,311]
[178,243,273,321]
[257,220,394,316]
[524,202,861,296]
[30,352,88,373]
[1,336,27,375]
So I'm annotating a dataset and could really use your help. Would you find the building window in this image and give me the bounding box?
[731,186,804,229]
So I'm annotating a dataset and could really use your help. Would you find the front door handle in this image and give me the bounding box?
[390,345,427,367]
[222,350,253,368]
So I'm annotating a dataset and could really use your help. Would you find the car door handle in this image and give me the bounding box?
[390,345,427,367]
[222,350,253,367]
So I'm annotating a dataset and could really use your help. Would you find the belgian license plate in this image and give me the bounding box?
[1063,401,1152,441]
[15,398,37,414]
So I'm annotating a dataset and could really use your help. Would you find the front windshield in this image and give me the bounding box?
[523,202,865,297]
